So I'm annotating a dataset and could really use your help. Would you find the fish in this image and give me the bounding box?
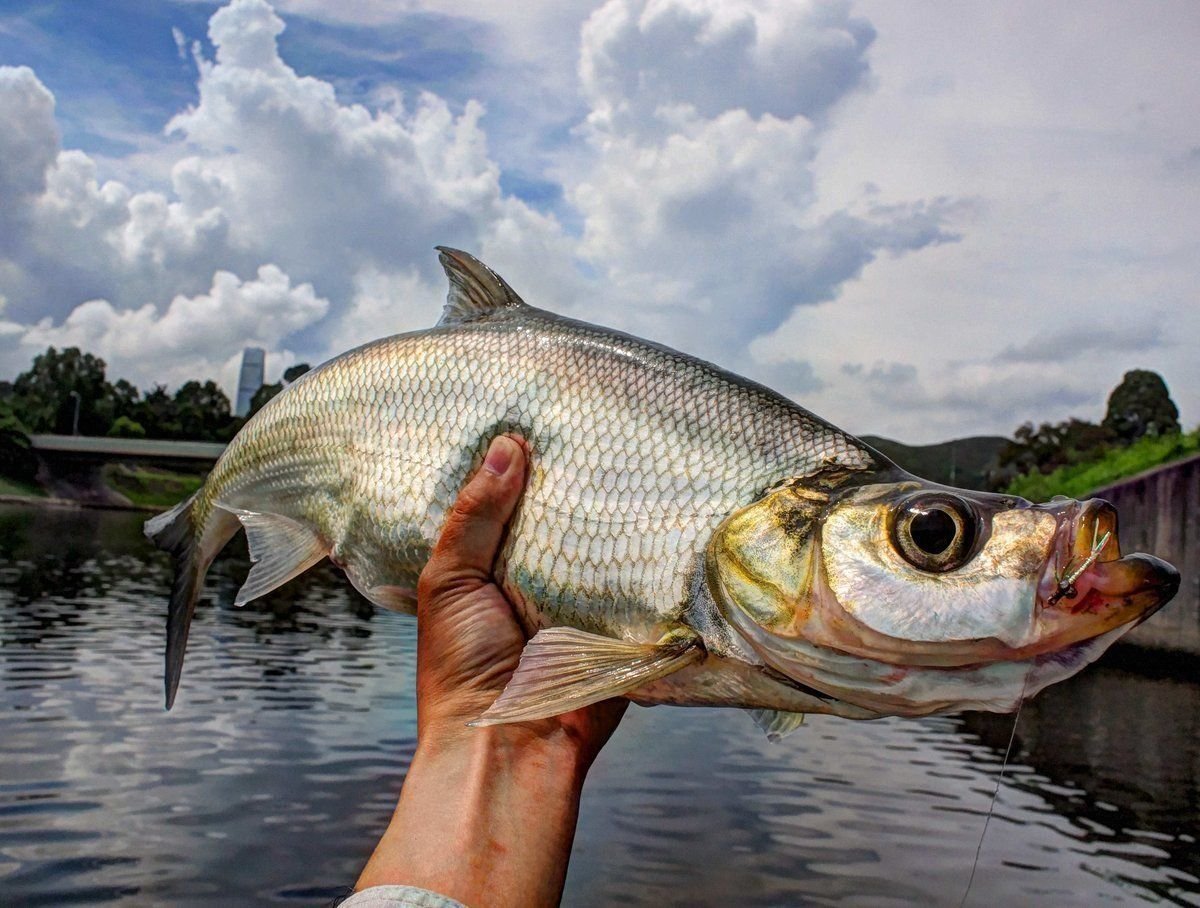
[146,248,1180,737]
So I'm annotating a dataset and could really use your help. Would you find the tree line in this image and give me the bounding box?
[0,346,307,482]
[0,345,1186,496]
[986,369,1182,491]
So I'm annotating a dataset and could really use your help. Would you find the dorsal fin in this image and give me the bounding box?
[436,246,529,325]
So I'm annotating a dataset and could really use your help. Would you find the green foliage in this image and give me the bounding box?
[1102,369,1180,442]
[135,385,180,438]
[108,378,141,422]
[1003,429,1200,501]
[107,415,147,439]
[282,363,311,384]
[11,346,112,435]
[987,418,1114,490]
[174,380,231,441]
[0,401,38,482]
[104,464,204,509]
[0,474,45,497]
[4,346,243,442]
[248,382,283,418]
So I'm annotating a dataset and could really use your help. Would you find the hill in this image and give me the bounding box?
[859,435,1007,491]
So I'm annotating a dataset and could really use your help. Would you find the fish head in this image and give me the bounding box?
[707,472,1179,717]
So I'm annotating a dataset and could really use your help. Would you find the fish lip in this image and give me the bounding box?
[1037,497,1179,618]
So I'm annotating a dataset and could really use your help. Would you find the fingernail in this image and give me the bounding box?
[483,436,515,476]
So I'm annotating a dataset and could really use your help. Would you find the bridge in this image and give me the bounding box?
[29,434,226,506]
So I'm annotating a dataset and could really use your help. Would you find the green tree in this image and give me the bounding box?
[1102,369,1180,443]
[0,400,38,481]
[247,382,282,419]
[107,378,141,422]
[987,418,1114,491]
[11,346,111,435]
[283,363,311,384]
[107,415,147,439]
[135,385,180,439]
[174,380,232,441]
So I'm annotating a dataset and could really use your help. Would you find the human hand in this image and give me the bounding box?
[356,436,626,905]
[414,433,627,762]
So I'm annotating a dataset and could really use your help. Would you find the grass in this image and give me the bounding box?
[1004,430,1200,502]
[104,464,205,509]
[0,475,46,497]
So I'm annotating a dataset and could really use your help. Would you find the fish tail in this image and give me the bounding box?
[144,493,234,709]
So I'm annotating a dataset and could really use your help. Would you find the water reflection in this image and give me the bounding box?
[0,503,1197,905]
[958,658,1200,904]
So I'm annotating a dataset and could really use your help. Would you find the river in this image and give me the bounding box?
[0,503,1197,906]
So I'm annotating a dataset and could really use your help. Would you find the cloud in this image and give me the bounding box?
[0,0,567,394]
[750,358,826,396]
[565,0,959,362]
[996,322,1165,364]
[5,265,328,393]
[836,357,1098,438]
[0,66,58,250]
[0,0,964,404]
[578,0,876,134]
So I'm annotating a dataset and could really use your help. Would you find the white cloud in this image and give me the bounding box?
[7,265,327,393]
[0,66,58,243]
[563,0,958,365]
[754,0,1200,441]
[1,0,957,404]
[579,0,875,134]
[997,322,1165,365]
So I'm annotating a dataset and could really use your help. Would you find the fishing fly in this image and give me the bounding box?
[1047,518,1112,607]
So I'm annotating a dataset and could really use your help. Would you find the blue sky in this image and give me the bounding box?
[0,0,1197,443]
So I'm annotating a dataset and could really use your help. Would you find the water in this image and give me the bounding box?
[0,504,1197,906]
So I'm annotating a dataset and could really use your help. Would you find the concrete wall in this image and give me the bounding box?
[1092,454,1200,654]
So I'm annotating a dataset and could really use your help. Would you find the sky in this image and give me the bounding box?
[0,0,1196,444]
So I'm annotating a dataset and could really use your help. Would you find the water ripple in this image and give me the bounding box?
[0,504,1197,905]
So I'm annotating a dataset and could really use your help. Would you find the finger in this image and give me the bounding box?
[422,436,527,596]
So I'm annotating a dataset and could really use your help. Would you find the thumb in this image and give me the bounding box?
[420,435,527,603]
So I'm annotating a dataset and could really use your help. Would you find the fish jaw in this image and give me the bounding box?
[1032,498,1179,647]
[718,600,1136,717]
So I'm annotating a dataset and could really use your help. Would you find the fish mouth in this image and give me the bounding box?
[1036,497,1179,631]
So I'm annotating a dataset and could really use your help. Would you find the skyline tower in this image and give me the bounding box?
[235,347,265,417]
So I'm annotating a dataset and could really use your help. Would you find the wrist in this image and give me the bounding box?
[417,716,592,788]
[357,721,589,905]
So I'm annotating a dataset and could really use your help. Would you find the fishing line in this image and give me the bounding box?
[958,669,1029,908]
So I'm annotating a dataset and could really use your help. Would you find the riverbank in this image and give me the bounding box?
[3,461,205,511]
[0,492,162,513]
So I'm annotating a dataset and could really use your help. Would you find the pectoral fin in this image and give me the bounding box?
[747,708,807,742]
[472,627,703,726]
[224,508,329,606]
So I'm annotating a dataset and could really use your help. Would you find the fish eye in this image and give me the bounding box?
[890,493,979,573]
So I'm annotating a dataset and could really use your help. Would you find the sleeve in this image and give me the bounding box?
[337,884,468,908]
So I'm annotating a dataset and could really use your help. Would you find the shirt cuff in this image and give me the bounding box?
[338,884,467,908]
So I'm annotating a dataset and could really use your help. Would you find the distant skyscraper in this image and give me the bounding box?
[235,347,265,417]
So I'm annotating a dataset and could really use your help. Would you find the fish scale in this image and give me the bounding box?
[202,300,868,644]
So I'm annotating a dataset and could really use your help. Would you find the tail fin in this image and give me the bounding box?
[145,493,206,710]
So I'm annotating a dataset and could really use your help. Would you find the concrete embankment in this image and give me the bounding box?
[1094,454,1200,655]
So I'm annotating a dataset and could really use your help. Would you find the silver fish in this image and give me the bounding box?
[146,248,1179,736]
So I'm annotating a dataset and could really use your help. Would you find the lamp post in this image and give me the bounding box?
[68,390,81,436]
